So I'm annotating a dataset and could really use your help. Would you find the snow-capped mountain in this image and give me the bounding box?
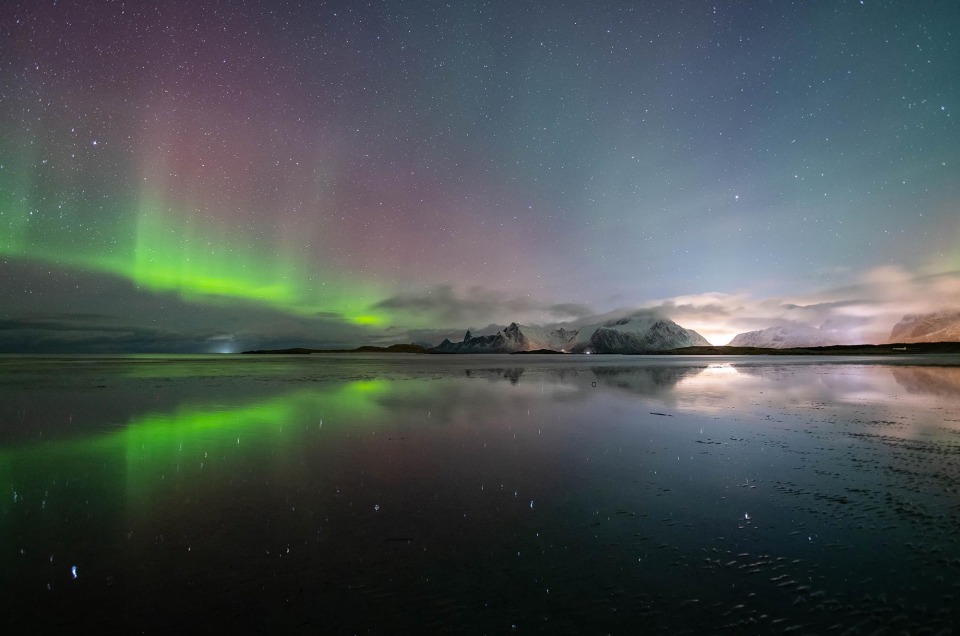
[889,310,960,343]
[431,323,576,353]
[431,316,709,353]
[570,315,710,353]
[727,322,844,348]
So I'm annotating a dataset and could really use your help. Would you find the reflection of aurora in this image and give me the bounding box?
[4,356,960,636]
[0,380,390,515]
[5,360,960,522]
[123,380,391,498]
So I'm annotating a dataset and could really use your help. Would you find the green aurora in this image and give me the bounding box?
[0,156,387,326]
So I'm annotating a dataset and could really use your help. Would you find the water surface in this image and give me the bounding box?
[2,354,959,633]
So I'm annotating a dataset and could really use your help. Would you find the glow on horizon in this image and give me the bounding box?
[700,330,737,347]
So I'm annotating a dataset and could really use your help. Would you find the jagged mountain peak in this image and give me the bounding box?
[431,316,709,354]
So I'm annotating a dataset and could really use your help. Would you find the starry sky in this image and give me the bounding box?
[1,0,958,352]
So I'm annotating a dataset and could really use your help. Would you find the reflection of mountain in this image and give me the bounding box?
[464,368,525,384]
[891,366,960,398]
[590,365,706,396]
[461,364,706,397]
[724,364,796,378]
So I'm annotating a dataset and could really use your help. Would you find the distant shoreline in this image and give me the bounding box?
[652,342,960,355]
[243,342,960,355]
[243,344,428,354]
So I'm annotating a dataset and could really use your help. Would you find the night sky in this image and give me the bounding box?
[2,1,958,352]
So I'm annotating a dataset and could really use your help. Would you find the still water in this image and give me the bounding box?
[2,354,959,633]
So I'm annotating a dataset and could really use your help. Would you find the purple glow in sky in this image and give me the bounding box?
[1,1,958,351]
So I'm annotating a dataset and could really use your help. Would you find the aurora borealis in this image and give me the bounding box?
[2,1,959,351]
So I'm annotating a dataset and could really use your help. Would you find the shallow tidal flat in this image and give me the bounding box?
[2,354,959,633]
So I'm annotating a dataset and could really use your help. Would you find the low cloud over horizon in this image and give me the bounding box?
[370,266,960,347]
[581,266,960,346]
[2,260,959,352]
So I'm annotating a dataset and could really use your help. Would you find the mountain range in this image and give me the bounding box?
[725,310,960,348]
[431,315,710,354]
[242,310,960,355]
[888,310,960,343]
[430,309,960,354]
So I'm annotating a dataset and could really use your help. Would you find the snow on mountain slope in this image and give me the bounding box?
[889,310,960,343]
[431,315,709,353]
[727,323,843,348]
[570,316,710,353]
[432,322,577,353]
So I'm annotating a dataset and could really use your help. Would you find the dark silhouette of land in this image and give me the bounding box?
[243,344,428,354]
[654,342,960,355]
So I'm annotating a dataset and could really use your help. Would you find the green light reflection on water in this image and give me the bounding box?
[0,379,391,520]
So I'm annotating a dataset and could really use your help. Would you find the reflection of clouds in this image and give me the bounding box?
[670,363,762,413]
[671,363,900,414]
[463,364,707,401]
[457,361,960,417]
[678,363,741,383]
[664,363,960,436]
[445,361,960,442]
[892,366,960,399]
[464,368,526,384]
